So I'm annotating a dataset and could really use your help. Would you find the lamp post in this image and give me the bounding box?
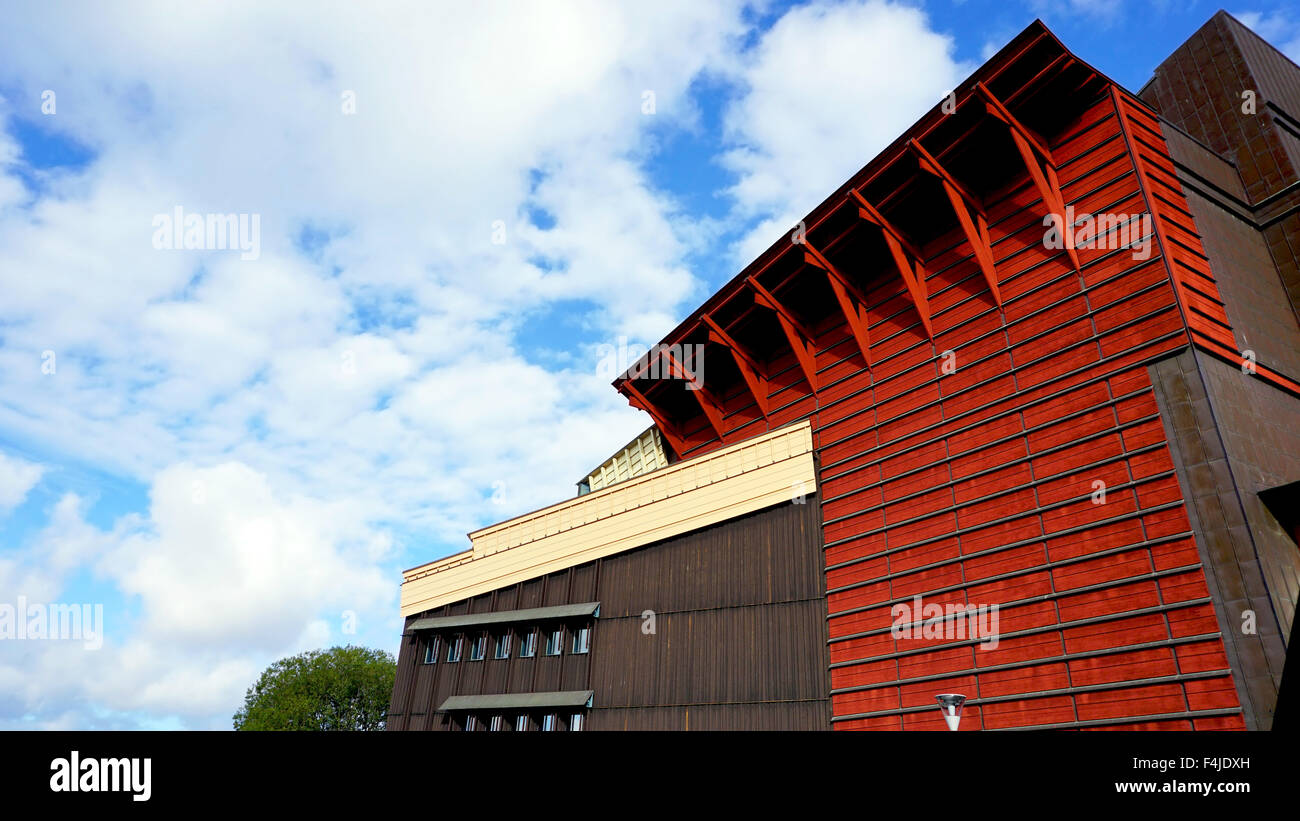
[935,693,967,731]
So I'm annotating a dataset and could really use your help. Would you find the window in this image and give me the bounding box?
[515,714,530,731]
[446,635,462,663]
[519,629,536,658]
[572,626,590,654]
[570,713,584,732]
[464,715,478,731]
[542,713,557,732]
[423,636,439,664]
[489,715,503,732]
[469,633,486,661]
[493,633,511,660]
[544,627,563,656]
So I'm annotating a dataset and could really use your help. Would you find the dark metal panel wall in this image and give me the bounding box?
[388,498,831,730]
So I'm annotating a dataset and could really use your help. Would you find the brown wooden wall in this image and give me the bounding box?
[387,497,831,730]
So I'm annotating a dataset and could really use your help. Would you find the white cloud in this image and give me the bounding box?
[0,0,971,728]
[718,0,972,262]
[101,462,392,649]
[0,0,750,728]
[0,451,43,512]
[1236,10,1300,63]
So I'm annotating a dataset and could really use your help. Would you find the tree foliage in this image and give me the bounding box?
[233,645,396,731]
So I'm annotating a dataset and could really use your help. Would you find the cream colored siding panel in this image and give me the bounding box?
[400,421,816,616]
[583,426,669,493]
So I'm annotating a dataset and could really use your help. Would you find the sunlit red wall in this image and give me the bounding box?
[640,84,1249,730]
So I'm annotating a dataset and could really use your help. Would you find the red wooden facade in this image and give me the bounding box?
[612,21,1298,730]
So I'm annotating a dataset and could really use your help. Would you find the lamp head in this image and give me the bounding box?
[935,693,967,731]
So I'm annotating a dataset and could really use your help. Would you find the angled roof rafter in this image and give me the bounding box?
[802,241,873,367]
[848,189,934,340]
[909,139,1003,309]
[976,81,1083,274]
[747,277,820,392]
[620,380,690,456]
[662,348,730,444]
[701,314,771,419]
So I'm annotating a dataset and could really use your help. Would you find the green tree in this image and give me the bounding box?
[234,645,396,731]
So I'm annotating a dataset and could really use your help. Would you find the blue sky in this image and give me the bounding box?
[1,0,1297,729]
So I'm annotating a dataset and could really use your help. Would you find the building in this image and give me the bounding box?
[386,12,1300,731]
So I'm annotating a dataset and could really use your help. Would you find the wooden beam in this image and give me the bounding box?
[619,381,690,457]
[663,349,729,445]
[802,243,873,366]
[909,140,1002,308]
[848,189,934,340]
[976,81,1054,162]
[702,315,770,418]
[746,279,820,392]
[976,82,1082,274]
[747,278,817,341]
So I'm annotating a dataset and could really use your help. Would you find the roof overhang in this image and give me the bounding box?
[438,690,595,712]
[612,19,1115,458]
[407,602,600,633]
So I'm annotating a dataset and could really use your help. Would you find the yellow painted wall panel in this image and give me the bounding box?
[400,421,816,615]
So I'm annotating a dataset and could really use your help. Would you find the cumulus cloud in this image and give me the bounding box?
[0,0,750,729]
[719,0,971,262]
[1236,10,1300,62]
[0,0,968,728]
[101,462,392,649]
[0,451,43,513]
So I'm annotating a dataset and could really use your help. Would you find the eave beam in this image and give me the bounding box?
[701,315,770,419]
[848,189,934,340]
[909,139,1002,309]
[663,349,730,445]
[746,278,820,393]
[802,242,873,367]
[619,381,690,457]
[976,81,1081,273]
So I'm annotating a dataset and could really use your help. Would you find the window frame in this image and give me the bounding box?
[423,635,439,664]
[468,632,486,661]
[572,625,590,654]
[543,626,563,656]
[493,632,511,660]
[519,628,537,658]
[446,634,463,663]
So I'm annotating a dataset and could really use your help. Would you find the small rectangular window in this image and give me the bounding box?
[572,626,590,654]
[489,715,503,732]
[423,636,439,664]
[570,713,584,732]
[469,633,486,661]
[542,713,556,732]
[516,714,529,731]
[494,633,511,659]
[519,629,536,658]
[446,635,462,663]
[464,715,477,731]
[544,627,562,656]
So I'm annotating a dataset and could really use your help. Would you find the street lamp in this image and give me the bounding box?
[935,693,966,731]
